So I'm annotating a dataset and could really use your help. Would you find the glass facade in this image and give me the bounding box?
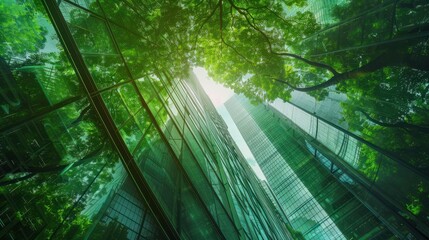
[2,0,428,239]
[302,0,429,56]
[0,1,289,239]
[282,1,429,238]
[226,94,427,239]
[294,0,429,176]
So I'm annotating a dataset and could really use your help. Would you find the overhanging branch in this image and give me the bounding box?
[226,0,339,76]
[359,109,429,133]
[272,76,344,92]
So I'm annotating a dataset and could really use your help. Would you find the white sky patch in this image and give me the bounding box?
[194,67,266,180]
[193,67,234,107]
[217,106,266,180]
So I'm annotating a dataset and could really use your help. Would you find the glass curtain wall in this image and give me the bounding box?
[1,1,290,239]
[278,1,429,237]
[270,99,429,238]
[0,1,168,239]
[226,94,426,239]
[291,0,429,182]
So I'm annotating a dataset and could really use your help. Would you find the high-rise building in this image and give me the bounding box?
[0,1,289,239]
[296,0,429,161]
[225,94,429,239]
[274,1,429,237]
[2,1,428,239]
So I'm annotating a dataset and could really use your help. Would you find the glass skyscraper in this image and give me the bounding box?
[225,94,428,239]
[0,1,289,239]
[2,0,429,239]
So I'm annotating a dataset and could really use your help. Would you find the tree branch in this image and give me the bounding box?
[272,74,344,92]
[193,1,221,49]
[359,109,429,133]
[213,0,253,64]
[274,51,429,92]
[226,0,339,75]
[221,37,254,64]
[0,145,104,186]
[273,52,340,75]
[0,173,37,187]
[69,104,91,127]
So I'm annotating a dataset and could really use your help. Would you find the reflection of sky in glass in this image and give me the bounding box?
[271,99,363,171]
[39,16,61,54]
[226,98,345,239]
[194,67,266,180]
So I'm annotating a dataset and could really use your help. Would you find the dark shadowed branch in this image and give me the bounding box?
[359,109,429,134]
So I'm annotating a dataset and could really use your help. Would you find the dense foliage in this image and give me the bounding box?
[1,0,428,238]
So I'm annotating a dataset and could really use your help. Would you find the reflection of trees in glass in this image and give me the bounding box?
[343,83,429,170]
[186,0,429,169]
[0,109,120,238]
[0,1,121,238]
[405,181,428,218]
[1,53,82,124]
[103,0,194,79]
[60,0,194,87]
[1,0,47,118]
[45,0,429,173]
[196,0,320,101]
[61,4,129,89]
[89,219,129,239]
[301,1,429,171]
[356,145,382,181]
[1,0,82,127]
[1,0,100,187]
[0,1,46,56]
[2,0,428,237]
[1,101,95,182]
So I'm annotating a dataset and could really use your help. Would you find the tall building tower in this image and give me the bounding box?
[0,1,289,239]
[225,94,428,239]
